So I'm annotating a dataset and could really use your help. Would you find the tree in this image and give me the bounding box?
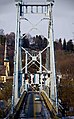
[63,39,67,51]
[0,35,5,45]
[67,40,73,52]
[59,38,62,50]
[22,34,29,48]
[0,29,4,35]
[54,41,58,50]
[38,35,42,50]
[44,37,47,48]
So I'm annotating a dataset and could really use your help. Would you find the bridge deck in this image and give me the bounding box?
[17,91,51,119]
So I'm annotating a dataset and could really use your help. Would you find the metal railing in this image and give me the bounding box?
[9,91,26,119]
[40,90,59,119]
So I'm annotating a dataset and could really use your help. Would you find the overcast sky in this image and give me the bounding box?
[0,0,74,40]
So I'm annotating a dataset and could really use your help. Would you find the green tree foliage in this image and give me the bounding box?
[67,40,74,52]
[56,50,74,114]
[22,34,29,48]
[35,35,47,50]
[0,35,5,45]
[0,80,12,101]
[59,38,62,50]
[6,32,15,46]
[38,35,42,50]
[63,39,67,51]
[54,41,58,50]
[54,39,63,50]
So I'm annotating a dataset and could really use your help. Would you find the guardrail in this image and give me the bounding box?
[9,91,27,119]
[40,90,59,119]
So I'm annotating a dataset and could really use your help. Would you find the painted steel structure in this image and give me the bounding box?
[13,0,58,113]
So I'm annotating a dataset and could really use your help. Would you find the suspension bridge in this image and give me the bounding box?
[5,0,64,118]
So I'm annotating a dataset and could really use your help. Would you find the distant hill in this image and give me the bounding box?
[56,50,74,115]
[0,32,74,115]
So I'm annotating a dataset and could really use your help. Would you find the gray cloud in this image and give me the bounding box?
[0,0,15,14]
[0,0,13,5]
[53,0,74,39]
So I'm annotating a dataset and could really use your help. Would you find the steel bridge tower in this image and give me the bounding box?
[13,0,57,111]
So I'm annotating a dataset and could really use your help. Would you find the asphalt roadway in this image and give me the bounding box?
[18,91,51,119]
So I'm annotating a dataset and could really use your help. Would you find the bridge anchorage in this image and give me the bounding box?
[11,0,59,118]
